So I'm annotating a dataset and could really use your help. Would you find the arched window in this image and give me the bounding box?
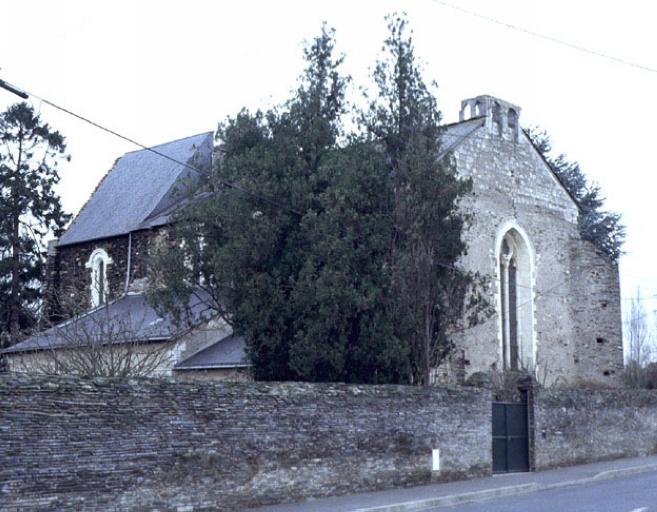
[492,102,503,136]
[85,248,113,308]
[474,100,483,116]
[498,228,534,370]
[507,109,519,141]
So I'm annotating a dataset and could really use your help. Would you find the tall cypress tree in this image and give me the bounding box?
[362,14,487,385]
[0,103,70,347]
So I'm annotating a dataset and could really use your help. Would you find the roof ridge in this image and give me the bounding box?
[121,131,214,156]
[57,156,121,246]
[58,132,213,247]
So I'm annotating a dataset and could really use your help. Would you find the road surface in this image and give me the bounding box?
[436,471,657,512]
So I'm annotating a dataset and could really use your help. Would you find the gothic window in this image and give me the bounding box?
[498,229,534,371]
[86,248,112,308]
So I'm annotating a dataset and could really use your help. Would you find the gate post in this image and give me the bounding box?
[517,376,535,472]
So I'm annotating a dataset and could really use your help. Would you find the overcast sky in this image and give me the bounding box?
[2,0,656,334]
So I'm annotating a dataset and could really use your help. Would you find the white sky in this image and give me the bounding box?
[2,0,656,337]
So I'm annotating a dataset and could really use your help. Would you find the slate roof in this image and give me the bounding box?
[58,132,213,247]
[174,334,250,370]
[1,292,215,354]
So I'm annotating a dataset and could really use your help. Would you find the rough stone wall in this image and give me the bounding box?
[173,367,252,381]
[568,239,624,385]
[533,388,657,469]
[0,375,491,511]
[448,117,622,386]
[50,228,160,317]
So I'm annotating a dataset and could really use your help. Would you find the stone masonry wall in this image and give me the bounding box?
[450,115,622,387]
[51,228,159,318]
[568,239,624,385]
[533,388,657,470]
[0,375,491,511]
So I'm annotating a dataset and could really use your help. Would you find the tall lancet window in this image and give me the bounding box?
[86,248,113,308]
[498,229,535,371]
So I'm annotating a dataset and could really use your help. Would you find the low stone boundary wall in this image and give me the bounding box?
[0,375,491,511]
[533,388,657,470]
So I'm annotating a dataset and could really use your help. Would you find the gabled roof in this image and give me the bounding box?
[1,292,214,355]
[174,334,250,370]
[437,117,581,212]
[58,132,213,247]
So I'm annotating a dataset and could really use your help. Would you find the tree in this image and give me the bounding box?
[362,14,489,385]
[623,287,654,388]
[526,127,624,260]
[0,103,70,347]
[149,18,490,385]
[149,27,410,383]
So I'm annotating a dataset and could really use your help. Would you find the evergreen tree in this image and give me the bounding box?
[363,14,487,385]
[526,127,625,260]
[150,18,489,384]
[149,27,409,383]
[0,103,71,347]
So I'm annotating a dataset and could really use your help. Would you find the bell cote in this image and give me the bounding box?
[459,95,521,141]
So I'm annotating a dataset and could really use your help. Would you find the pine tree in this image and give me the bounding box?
[526,127,625,260]
[0,103,70,347]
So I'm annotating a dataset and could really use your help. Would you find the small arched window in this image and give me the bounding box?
[474,100,483,116]
[85,248,113,307]
[508,109,519,141]
[492,102,502,136]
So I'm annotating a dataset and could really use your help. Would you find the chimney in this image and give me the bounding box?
[459,95,521,141]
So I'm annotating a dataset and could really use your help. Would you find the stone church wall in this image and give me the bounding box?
[0,375,491,511]
[449,123,622,386]
[568,239,624,384]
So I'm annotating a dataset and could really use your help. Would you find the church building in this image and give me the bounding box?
[440,95,622,386]
[1,95,624,386]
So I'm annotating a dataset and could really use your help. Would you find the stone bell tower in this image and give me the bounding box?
[459,95,522,141]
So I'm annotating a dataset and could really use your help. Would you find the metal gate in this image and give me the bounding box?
[492,402,529,473]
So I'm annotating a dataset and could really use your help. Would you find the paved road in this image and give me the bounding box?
[436,471,657,512]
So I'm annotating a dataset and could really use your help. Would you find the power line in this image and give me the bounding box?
[430,0,657,74]
[0,79,303,217]
[0,78,517,218]
[2,80,635,287]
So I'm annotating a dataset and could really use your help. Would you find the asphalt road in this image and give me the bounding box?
[436,471,657,512]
